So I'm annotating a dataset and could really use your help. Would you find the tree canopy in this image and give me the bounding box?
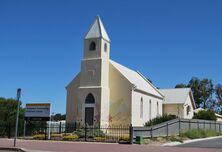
[175,77,221,114]
[0,97,25,137]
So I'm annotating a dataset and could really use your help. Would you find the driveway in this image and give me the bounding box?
[177,137,222,149]
[0,138,221,152]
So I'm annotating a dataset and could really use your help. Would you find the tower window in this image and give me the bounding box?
[104,43,107,52]
[89,42,96,51]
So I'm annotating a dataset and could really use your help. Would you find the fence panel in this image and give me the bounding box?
[19,122,130,143]
[132,119,222,140]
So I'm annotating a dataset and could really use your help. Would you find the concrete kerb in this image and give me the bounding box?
[0,147,53,152]
[0,147,25,152]
[162,135,222,146]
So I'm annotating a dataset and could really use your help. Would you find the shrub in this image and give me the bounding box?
[73,128,105,138]
[167,135,183,143]
[180,129,221,139]
[119,135,129,141]
[63,134,79,141]
[144,114,177,126]
[94,136,105,141]
[51,134,62,138]
[193,110,216,121]
[33,134,46,140]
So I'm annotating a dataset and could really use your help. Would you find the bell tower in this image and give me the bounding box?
[79,16,110,127]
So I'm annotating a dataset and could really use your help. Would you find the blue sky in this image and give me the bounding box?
[0,0,221,114]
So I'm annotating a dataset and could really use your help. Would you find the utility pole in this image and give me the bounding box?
[14,88,21,147]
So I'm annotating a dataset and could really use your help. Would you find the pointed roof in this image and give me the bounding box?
[85,16,110,42]
[110,60,164,99]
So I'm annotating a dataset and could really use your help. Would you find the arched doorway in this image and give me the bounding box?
[85,93,95,126]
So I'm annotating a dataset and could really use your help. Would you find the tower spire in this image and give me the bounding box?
[85,16,110,42]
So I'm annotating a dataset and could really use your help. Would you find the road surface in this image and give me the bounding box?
[178,137,222,149]
[0,138,221,152]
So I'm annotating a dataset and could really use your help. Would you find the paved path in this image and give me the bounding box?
[178,137,222,149]
[0,138,221,152]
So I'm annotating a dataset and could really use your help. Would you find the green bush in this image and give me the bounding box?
[180,129,221,139]
[94,136,105,141]
[119,135,130,141]
[63,134,79,141]
[193,110,216,121]
[144,114,177,126]
[73,128,105,138]
[33,134,46,140]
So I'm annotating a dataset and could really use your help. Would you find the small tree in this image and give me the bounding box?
[193,110,216,121]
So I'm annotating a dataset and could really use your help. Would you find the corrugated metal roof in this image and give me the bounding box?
[160,88,191,104]
[85,16,110,41]
[110,60,164,98]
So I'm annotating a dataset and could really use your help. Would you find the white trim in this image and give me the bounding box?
[85,103,95,108]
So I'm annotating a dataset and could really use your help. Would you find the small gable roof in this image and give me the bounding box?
[160,88,195,106]
[110,60,164,99]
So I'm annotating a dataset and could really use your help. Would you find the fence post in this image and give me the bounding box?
[84,125,87,141]
[59,122,62,134]
[8,122,11,139]
[204,121,205,129]
[189,120,191,130]
[74,122,77,131]
[210,122,211,129]
[215,122,217,131]
[197,121,199,129]
[166,123,169,137]
[129,124,133,144]
[45,125,47,140]
[178,119,181,136]
[150,127,153,139]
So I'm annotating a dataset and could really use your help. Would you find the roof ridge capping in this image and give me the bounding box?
[136,71,165,97]
[160,88,191,90]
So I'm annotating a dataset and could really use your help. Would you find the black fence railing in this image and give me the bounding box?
[4,119,221,143]
[23,122,131,143]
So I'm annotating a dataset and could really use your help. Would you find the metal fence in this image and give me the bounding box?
[24,122,130,143]
[132,118,222,139]
[2,119,222,144]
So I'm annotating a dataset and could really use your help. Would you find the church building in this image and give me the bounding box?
[66,16,195,127]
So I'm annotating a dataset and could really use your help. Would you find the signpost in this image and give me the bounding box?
[14,88,21,147]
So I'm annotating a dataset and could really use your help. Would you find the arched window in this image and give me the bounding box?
[140,97,143,118]
[85,93,95,104]
[186,105,191,115]
[89,42,96,51]
[104,43,107,52]
[157,101,159,115]
[149,99,152,120]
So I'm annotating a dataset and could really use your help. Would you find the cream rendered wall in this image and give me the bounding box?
[75,87,103,126]
[163,104,184,118]
[183,93,194,119]
[109,63,132,126]
[216,117,222,122]
[66,73,80,123]
[131,91,163,126]
[84,38,110,60]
